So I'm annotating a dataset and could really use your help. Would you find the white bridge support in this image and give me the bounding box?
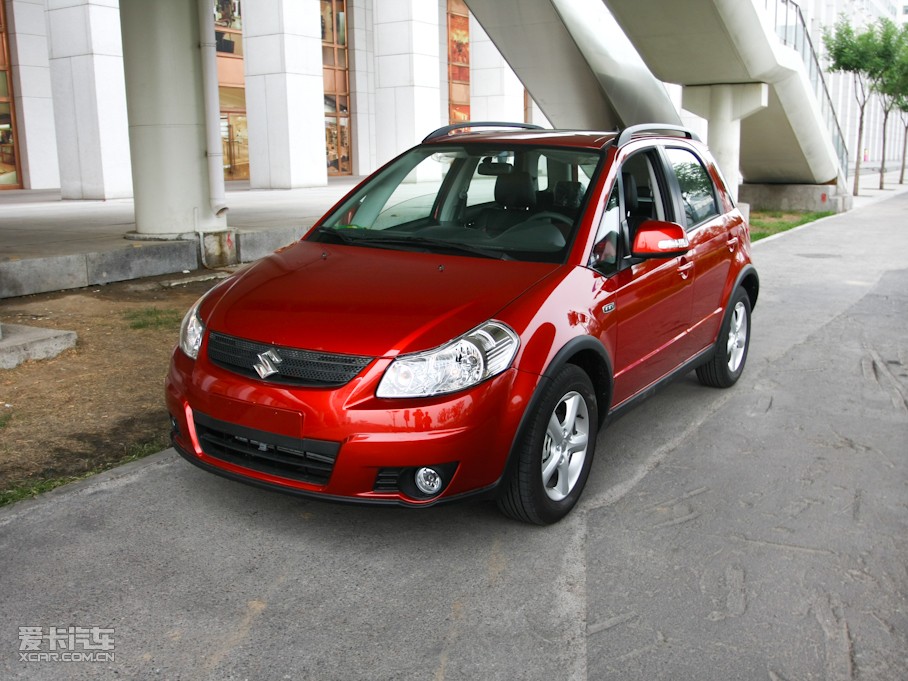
[464,0,678,130]
[683,83,768,202]
[603,0,843,189]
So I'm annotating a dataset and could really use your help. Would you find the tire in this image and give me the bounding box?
[497,365,598,525]
[696,287,751,388]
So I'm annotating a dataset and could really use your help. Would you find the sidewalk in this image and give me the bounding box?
[0,177,360,299]
[1,170,906,300]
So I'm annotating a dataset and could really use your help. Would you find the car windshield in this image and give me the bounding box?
[309,144,603,263]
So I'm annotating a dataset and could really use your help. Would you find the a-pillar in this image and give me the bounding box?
[46,0,131,199]
[119,0,227,247]
[244,0,326,188]
[374,0,441,165]
[682,83,768,201]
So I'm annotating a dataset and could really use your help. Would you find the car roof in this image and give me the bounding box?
[427,129,619,150]
[421,122,701,151]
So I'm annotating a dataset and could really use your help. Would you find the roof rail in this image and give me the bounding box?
[616,124,701,147]
[422,121,544,143]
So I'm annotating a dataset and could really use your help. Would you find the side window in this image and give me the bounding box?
[590,150,667,274]
[589,185,620,274]
[535,153,549,192]
[665,147,719,228]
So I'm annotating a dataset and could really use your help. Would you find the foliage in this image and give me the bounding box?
[749,210,834,242]
[823,20,889,81]
[123,307,183,331]
[823,19,908,194]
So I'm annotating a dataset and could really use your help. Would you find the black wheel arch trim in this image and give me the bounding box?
[734,263,760,310]
[492,335,613,498]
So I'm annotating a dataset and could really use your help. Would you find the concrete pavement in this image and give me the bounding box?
[0,186,906,679]
[0,178,360,298]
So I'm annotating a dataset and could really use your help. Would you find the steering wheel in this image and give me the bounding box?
[527,211,573,226]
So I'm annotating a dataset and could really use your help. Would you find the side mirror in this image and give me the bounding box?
[631,220,690,259]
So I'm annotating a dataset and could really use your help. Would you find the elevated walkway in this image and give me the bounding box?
[467,0,847,195]
[605,0,844,185]
[464,0,680,129]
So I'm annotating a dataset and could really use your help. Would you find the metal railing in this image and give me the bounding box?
[763,0,849,178]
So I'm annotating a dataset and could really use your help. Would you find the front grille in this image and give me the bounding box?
[194,412,339,486]
[207,331,372,387]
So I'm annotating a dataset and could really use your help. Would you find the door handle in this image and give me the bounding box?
[677,260,694,279]
[726,236,739,251]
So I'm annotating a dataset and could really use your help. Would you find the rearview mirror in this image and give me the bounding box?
[631,220,690,258]
[477,159,513,176]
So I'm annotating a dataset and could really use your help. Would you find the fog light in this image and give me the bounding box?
[414,467,443,496]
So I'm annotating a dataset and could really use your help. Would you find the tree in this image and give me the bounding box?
[823,19,890,196]
[892,27,908,185]
[871,20,906,190]
[900,99,908,185]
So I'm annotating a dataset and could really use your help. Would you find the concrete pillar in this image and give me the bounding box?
[374,0,441,165]
[243,0,326,188]
[5,0,60,189]
[120,0,226,241]
[683,83,768,201]
[469,15,524,122]
[46,0,131,199]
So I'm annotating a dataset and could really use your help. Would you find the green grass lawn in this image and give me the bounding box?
[749,210,834,241]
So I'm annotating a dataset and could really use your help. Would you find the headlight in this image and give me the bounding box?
[377,321,519,398]
[179,297,206,359]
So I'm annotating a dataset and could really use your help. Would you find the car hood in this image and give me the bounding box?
[204,241,558,357]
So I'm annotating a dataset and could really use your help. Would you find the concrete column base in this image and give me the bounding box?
[125,230,238,269]
[738,183,852,213]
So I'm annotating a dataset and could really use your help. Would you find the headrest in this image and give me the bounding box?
[495,171,536,209]
[622,173,638,214]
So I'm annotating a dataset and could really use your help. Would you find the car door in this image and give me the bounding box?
[663,146,735,354]
[589,149,694,407]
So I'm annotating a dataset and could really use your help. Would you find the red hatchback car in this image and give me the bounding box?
[166,123,758,524]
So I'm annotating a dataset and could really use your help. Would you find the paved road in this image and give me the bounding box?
[2,195,906,680]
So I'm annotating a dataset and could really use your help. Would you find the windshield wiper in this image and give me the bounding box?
[355,234,508,260]
[314,226,360,244]
[318,227,507,260]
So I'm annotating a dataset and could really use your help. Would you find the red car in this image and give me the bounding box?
[166,123,758,524]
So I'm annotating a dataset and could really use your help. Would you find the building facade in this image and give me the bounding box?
[0,0,902,195]
[0,0,538,194]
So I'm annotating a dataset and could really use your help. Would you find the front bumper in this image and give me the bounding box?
[165,345,540,507]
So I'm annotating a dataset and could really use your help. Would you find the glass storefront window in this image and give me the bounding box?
[447,0,470,124]
[215,0,243,56]
[322,0,351,176]
[0,2,20,188]
[215,2,246,181]
[219,87,248,180]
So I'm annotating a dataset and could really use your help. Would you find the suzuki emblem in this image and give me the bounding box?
[253,349,283,379]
